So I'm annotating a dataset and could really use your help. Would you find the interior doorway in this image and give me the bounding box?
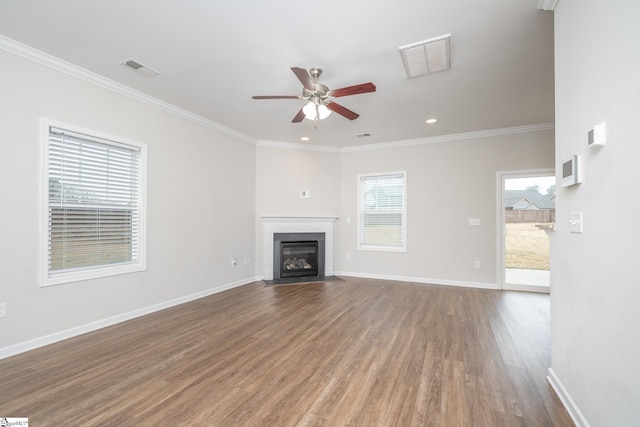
[498,169,555,293]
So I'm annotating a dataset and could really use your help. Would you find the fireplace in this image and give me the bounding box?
[261,216,336,281]
[274,232,325,279]
[280,241,318,278]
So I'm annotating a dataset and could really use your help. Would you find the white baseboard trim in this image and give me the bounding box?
[334,271,498,290]
[547,367,591,427]
[0,276,257,360]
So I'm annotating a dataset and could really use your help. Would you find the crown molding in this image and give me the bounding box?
[340,123,555,152]
[538,0,559,11]
[256,139,340,153]
[0,35,256,145]
[259,123,554,153]
[1,35,553,152]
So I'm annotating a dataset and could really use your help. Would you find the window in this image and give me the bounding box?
[42,120,146,286]
[358,172,406,252]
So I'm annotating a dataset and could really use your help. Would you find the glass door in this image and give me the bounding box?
[499,170,555,293]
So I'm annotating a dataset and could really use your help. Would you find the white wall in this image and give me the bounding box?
[254,145,341,276]
[336,131,554,286]
[253,129,554,286]
[551,1,640,426]
[0,49,256,352]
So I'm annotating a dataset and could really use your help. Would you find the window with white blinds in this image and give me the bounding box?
[43,122,146,286]
[358,172,407,251]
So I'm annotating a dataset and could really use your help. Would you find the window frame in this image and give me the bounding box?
[357,171,407,252]
[40,119,147,287]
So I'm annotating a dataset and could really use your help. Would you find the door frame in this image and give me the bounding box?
[496,168,555,293]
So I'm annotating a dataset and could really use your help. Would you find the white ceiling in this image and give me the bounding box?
[0,0,554,148]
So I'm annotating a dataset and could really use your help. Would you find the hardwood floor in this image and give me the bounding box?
[0,278,573,426]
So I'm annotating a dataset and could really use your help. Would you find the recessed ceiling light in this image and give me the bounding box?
[426,118,438,124]
[300,137,310,141]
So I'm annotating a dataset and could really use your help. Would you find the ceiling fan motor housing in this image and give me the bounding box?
[309,67,323,79]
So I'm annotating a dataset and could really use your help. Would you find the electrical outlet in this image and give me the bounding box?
[231,258,238,267]
[0,303,6,318]
[475,261,481,269]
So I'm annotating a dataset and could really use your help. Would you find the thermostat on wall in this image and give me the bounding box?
[561,154,581,188]
[588,122,606,148]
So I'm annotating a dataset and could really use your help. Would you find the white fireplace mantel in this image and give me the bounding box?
[261,216,337,280]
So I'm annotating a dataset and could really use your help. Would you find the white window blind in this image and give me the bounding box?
[45,125,144,283]
[358,172,406,251]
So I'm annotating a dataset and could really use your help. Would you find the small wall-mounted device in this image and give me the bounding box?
[588,122,606,149]
[569,211,583,234]
[561,154,581,188]
[300,189,311,198]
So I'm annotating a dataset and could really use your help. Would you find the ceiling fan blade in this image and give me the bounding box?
[330,82,376,98]
[291,67,315,91]
[326,102,359,120]
[292,108,306,123]
[252,95,300,99]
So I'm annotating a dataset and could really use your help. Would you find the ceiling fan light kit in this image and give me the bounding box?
[303,102,331,120]
[252,66,376,125]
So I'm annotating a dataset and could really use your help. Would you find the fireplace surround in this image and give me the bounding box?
[261,216,337,281]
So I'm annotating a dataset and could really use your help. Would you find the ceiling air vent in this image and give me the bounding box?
[120,58,160,78]
[399,34,451,79]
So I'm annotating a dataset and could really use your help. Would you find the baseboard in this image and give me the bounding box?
[334,271,498,290]
[0,276,257,360]
[547,367,591,427]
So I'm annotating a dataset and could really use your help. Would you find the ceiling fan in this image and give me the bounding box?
[252,67,376,123]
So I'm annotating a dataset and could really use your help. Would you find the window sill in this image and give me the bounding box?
[41,262,146,287]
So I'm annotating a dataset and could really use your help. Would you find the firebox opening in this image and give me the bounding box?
[280,241,319,278]
[273,232,326,280]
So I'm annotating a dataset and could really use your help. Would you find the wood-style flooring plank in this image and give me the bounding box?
[0,278,574,426]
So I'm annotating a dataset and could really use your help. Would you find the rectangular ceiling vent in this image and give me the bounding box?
[120,58,160,78]
[399,34,451,79]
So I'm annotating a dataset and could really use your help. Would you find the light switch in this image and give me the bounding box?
[300,189,311,198]
[469,218,480,226]
[569,212,583,233]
